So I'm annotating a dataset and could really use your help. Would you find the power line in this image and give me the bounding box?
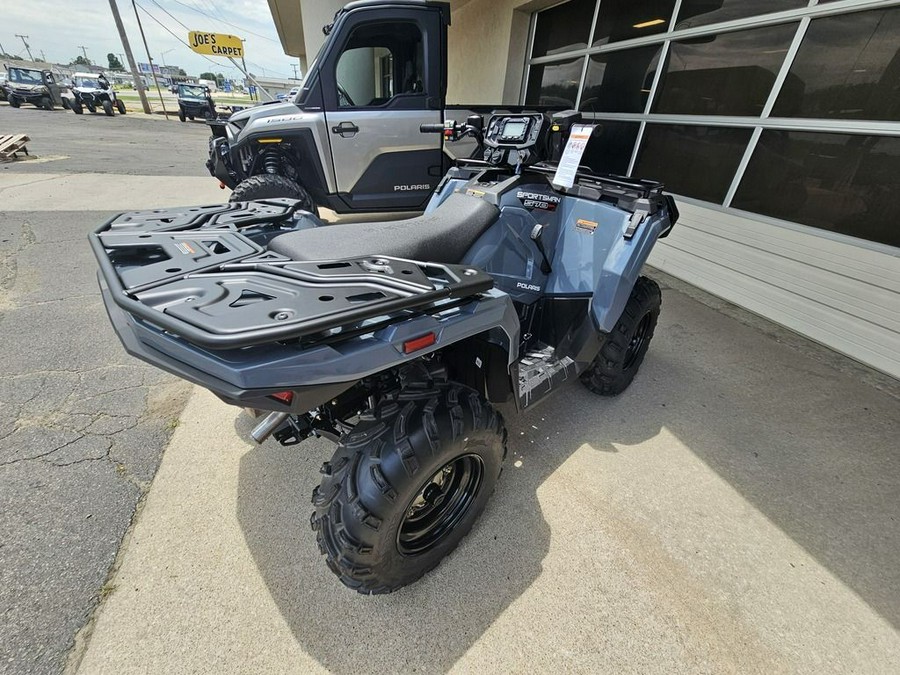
[148,0,189,31]
[167,0,279,43]
[134,1,238,73]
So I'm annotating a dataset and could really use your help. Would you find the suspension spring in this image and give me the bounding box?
[262,149,281,175]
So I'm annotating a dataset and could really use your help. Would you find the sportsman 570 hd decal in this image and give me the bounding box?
[516,190,561,211]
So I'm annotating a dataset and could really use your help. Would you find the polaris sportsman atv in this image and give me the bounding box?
[4,64,64,110]
[91,109,678,594]
[69,72,125,116]
[177,83,216,122]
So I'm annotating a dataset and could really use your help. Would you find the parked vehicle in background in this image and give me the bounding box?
[177,83,216,122]
[69,72,126,116]
[3,64,65,110]
[0,71,8,101]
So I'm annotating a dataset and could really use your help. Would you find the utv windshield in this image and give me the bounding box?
[179,85,207,98]
[8,68,42,84]
[74,77,101,88]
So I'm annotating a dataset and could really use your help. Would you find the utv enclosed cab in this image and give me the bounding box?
[206,0,451,212]
[177,83,216,122]
[3,65,64,110]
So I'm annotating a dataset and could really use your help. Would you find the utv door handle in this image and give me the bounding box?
[331,121,359,137]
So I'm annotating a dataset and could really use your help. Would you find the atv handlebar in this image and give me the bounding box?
[420,120,483,146]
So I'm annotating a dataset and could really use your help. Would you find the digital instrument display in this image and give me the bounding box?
[500,120,528,140]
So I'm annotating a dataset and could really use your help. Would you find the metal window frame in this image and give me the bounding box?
[522,0,900,214]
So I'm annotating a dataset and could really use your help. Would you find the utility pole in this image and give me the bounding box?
[131,0,169,119]
[107,0,150,114]
[15,35,34,61]
[78,46,89,63]
[40,50,47,63]
[290,63,298,79]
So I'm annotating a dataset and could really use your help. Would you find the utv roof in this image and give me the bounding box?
[73,72,101,79]
[329,0,450,30]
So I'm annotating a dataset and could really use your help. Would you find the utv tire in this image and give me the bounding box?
[71,100,83,114]
[188,114,195,121]
[102,100,114,116]
[116,99,126,114]
[85,102,96,114]
[41,96,53,111]
[8,95,20,108]
[178,107,186,122]
[580,276,661,396]
[311,364,507,594]
[229,174,318,215]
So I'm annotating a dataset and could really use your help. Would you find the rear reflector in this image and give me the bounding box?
[403,332,437,354]
[270,391,294,404]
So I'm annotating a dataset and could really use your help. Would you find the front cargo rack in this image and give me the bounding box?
[90,200,493,349]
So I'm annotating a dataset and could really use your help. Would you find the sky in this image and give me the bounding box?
[1,0,300,80]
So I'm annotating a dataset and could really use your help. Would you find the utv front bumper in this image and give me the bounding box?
[206,136,237,188]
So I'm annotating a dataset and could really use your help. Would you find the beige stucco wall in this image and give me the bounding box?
[445,0,557,104]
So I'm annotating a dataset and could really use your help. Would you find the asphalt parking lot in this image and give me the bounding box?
[0,103,221,675]
[2,102,900,675]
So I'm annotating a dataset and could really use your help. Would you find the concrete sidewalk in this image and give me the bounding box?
[71,276,900,674]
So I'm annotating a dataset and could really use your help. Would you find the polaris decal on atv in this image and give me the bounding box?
[394,184,431,191]
[516,282,541,292]
[516,190,560,212]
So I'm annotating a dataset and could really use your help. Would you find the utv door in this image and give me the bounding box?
[42,71,62,106]
[321,8,445,212]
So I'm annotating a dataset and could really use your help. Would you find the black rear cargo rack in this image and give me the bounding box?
[90,202,493,349]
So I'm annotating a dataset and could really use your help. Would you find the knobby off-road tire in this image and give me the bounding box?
[41,96,53,111]
[311,364,508,594]
[580,275,661,396]
[8,95,21,108]
[178,107,186,122]
[102,99,114,116]
[116,99,126,114]
[71,100,83,114]
[229,174,318,215]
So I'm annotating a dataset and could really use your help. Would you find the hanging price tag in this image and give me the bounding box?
[552,124,595,188]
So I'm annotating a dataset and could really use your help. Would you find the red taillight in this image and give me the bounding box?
[403,332,437,354]
[270,391,294,404]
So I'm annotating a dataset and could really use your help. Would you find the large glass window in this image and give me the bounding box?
[531,0,595,58]
[591,0,677,46]
[675,0,806,30]
[633,125,753,202]
[771,8,900,122]
[733,131,900,247]
[581,121,641,175]
[525,57,584,108]
[521,0,900,248]
[652,23,797,116]
[580,46,662,113]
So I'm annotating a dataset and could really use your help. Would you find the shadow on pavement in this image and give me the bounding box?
[235,288,900,672]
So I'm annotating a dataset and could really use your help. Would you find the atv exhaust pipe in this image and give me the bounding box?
[250,411,290,444]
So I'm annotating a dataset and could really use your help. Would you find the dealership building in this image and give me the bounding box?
[267,0,899,378]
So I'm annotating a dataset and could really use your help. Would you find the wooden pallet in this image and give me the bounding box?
[0,134,30,161]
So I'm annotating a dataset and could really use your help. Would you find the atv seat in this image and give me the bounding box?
[269,193,499,265]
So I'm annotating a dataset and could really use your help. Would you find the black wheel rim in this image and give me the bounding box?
[397,454,484,556]
[624,311,653,371]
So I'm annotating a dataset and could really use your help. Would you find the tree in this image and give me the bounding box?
[107,53,123,70]
[0,52,24,61]
[177,68,186,76]
[199,71,216,81]
[70,55,91,67]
